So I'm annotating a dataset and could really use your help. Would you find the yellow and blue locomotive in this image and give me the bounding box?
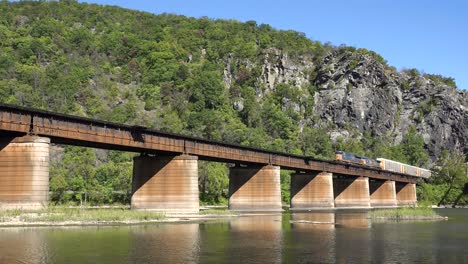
[335,151,380,168]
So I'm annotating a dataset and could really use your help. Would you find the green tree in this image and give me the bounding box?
[199,162,229,204]
[280,170,292,204]
[433,151,468,207]
[137,84,161,111]
[261,99,298,141]
[401,126,429,166]
[300,127,333,159]
[94,160,133,204]
[189,69,227,110]
[49,165,70,203]
[61,146,97,205]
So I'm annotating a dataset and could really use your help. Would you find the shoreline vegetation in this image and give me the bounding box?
[370,206,447,221]
[0,207,163,227]
[0,207,238,227]
[0,205,450,227]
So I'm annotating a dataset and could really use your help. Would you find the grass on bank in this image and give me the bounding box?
[1,207,165,223]
[370,204,443,220]
[199,209,235,215]
[0,209,23,221]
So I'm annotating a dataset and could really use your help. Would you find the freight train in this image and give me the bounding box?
[335,151,431,178]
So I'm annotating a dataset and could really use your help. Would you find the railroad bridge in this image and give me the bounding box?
[0,104,418,212]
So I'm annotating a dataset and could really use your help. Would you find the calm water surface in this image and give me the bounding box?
[0,209,467,264]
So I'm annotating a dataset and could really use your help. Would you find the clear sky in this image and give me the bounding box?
[80,0,468,90]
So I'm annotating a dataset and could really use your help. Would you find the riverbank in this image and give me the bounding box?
[0,207,238,227]
[1,206,451,227]
[370,206,448,221]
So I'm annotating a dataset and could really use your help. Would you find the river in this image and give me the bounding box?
[0,208,466,263]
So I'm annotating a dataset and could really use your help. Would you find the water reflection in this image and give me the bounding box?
[128,223,200,264]
[288,212,336,263]
[44,227,132,263]
[287,211,371,263]
[335,211,370,228]
[334,212,371,264]
[291,211,335,229]
[0,209,466,264]
[0,228,47,264]
[227,214,283,264]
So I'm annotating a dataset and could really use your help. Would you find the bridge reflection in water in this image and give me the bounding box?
[128,224,200,263]
[0,212,367,264]
[227,215,283,264]
[1,210,463,264]
[288,212,336,263]
[0,228,47,264]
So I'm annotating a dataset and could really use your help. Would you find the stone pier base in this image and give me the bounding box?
[290,172,334,210]
[131,155,199,213]
[334,176,371,208]
[369,180,397,208]
[0,136,50,210]
[396,182,417,206]
[228,165,282,211]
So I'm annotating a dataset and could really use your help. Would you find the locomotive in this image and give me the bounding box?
[335,151,380,167]
[335,151,431,178]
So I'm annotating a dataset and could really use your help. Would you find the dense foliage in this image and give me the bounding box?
[0,1,463,205]
[417,151,468,206]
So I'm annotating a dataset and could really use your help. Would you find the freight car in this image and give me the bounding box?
[376,158,431,179]
[419,168,431,178]
[335,151,431,178]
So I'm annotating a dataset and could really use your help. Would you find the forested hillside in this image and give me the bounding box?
[0,1,466,205]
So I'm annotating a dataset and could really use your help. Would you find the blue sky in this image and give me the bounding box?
[81,0,467,90]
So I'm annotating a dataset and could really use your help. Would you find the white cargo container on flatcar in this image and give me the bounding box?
[404,165,419,176]
[376,158,403,173]
[419,168,431,179]
[377,158,431,178]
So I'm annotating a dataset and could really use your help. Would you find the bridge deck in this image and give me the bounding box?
[0,104,417,183]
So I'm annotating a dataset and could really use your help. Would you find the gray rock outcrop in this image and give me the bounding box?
[225,48,468,160]
[312,50,467,158]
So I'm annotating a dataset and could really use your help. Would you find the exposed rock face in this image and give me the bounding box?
[226,49,468,159]
[313,52,403,137]
[411,85,467,157]
[312,51,467,158]
[259,48,313,90]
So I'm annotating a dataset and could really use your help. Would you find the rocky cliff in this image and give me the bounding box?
[226,48,467,159]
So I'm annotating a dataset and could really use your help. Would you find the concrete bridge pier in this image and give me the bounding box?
[396,182,417,206]
[0,136,50,210]
[131,154,199,213]
[228,165,282,211]
[369,180,397,208]
[334,176,371,208]
[290,172,334,210]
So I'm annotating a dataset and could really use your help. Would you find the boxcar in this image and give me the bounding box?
[376,158,403,173]
[419,168,432,179]
[377,158,431,178]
